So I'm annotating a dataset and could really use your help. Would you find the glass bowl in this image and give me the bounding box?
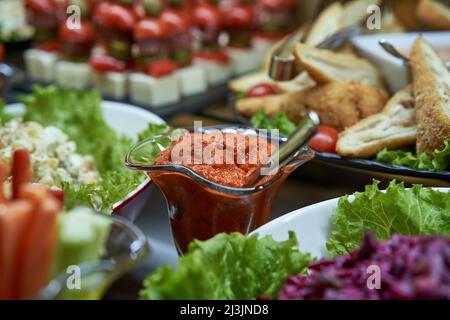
[125,125,315,254]
[36,213,150,300]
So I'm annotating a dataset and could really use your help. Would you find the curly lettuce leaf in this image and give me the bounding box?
[375,140,450,171]
[13,85,170,211]
[250,111,296,135]
[327,181,450,256]
[140,232,312,300]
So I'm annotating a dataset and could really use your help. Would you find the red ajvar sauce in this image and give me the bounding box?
[149,132,293,253]
[154,132,274,188]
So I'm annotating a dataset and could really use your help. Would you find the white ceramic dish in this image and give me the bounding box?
[252,187,449,259]
[5,101,165,220]
[351,31,450,93]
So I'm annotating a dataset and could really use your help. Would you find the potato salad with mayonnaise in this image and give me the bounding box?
[0,118,99,188]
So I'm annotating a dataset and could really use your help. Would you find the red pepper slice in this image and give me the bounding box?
[90,55,127,73]
[146,60,177,78]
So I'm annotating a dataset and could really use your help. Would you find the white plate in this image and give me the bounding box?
[252,187,449,259]
[351,31,450,93]
[5,100,165,217]
[5,100,165,138]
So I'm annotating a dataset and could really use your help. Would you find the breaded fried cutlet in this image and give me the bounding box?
[236,81,388,131]
[410,37,450,156]
[304,81,388,131]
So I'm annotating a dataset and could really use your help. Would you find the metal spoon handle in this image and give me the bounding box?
[276,111,320,166]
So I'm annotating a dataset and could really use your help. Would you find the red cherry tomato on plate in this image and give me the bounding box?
[147,60,177,78]
[245,83,277,98]
[90,55,126,73]
[309,125,339,153]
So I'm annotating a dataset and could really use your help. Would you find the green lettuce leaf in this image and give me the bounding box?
[140,232,312,300]
[327,181,450,256]
[6,85,170,211]
[375,140,450,171]
[250,111,296,135]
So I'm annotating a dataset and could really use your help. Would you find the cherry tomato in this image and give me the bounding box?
[146,60,177,78]
[25,0,56,13]
[308,125,339,153]
[161,8,191,33]
[0,44,4,62]
[94,2,136,31]
[32,40,62,52]
[245,83,277,98]
[193,3,222,29]
[134,18,169,41]
[224,4,254,29]
[90,55,126,72]
[194,51,230,64]
[59,20,96,43]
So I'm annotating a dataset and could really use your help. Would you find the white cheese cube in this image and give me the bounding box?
[24,49,59,82]
[129,72,180,107]
[55,61,92,89]
[92,71,129,100]
[227,48,260,75]
[176,65,207,96]
[193,58,232,85]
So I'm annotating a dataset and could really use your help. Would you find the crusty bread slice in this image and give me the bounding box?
[341,0,382,29]
[336,86,416,158]
[235,91,309,121]
[273,71,316,93]
[228,71,271,93]
[416,0,450,30]
[293,43,386,89]
[305,2,344,46]
[229,70,316,94]
[410,36,450,156]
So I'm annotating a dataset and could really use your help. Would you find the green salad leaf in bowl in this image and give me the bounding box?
[0,86,170,212]
[140,232,312,300]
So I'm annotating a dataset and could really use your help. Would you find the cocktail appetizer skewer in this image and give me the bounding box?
[129,0,181,107]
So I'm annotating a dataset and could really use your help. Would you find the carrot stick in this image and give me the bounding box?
[11,149,32,200]
[0,201,33,300]
[0,160,7,203]
[15,185,60,299]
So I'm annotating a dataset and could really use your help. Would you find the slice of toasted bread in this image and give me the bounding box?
[229,70,316,94]
[336,86,416,158]
[272,71,316,93]
[293,43,385,89]
[235,91,309,120]
[228,71,271,93]
[416,0,450,30]
[341,0,382,29]
[305,2,344,46]
[410,36,450,156]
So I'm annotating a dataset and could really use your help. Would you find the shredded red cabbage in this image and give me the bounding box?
[278,233,450,300]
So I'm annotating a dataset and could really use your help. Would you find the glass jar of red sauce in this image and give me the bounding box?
[125,126,314,254]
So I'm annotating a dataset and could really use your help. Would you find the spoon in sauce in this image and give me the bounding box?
[243,111,320,187]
